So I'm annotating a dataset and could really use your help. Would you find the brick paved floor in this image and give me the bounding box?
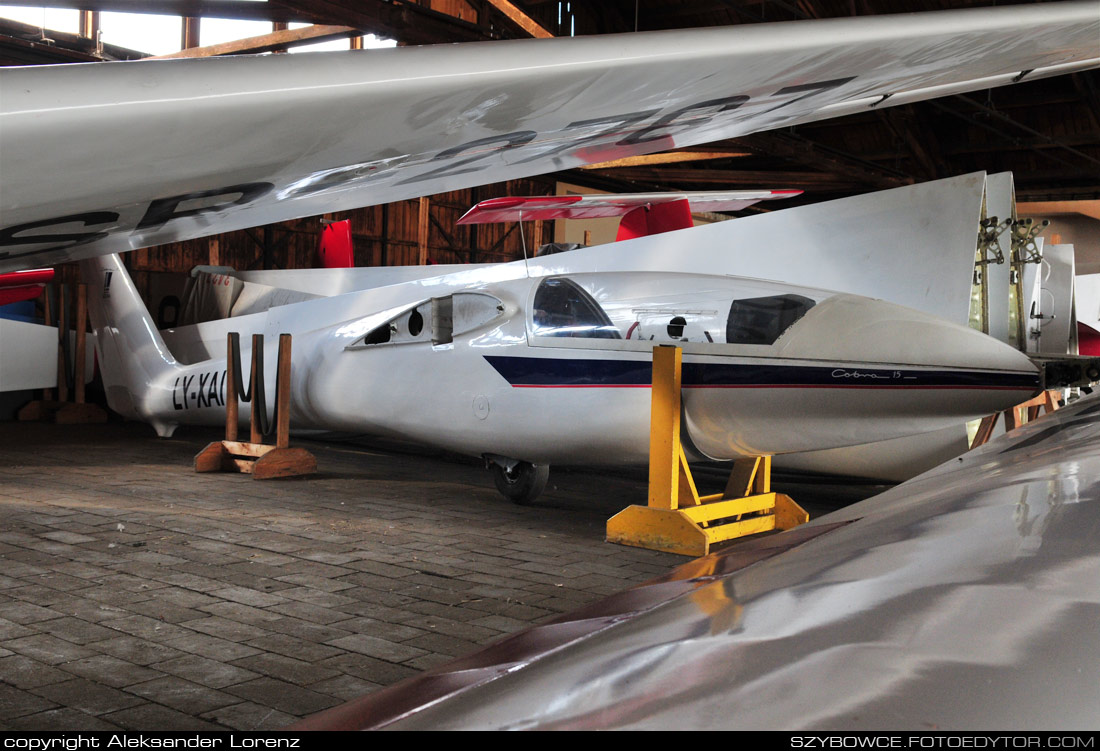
[0,422,689,730]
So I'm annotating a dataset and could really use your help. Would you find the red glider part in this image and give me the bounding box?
[0,268,53,307]
[1078,321,1100,357]
[457,190,801,241]
[318,220,354,268]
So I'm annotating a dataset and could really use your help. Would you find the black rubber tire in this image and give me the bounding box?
[491,461,549,505]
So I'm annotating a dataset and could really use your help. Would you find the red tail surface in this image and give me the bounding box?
[318,220,354,268]
[0,268,53,306]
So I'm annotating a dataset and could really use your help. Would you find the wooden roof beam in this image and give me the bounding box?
[1072,73,1100,134]
[150,24,359,58]
[0,15,146,60]
[877,105,942,182]
[484,0,553,38]
[734,131,913,189]
[0,0,313,22]
[580,151,753,170]
[276,0,494,44]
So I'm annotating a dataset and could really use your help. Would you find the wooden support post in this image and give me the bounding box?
[195,332,315,480]
[272,21,288,53]
[73,284,87,405]
[532,219,544,251]
[45,281,107,424]
[42,284,54,401]
[583,230,593,246]
[250,334,263,445]
[418,197,431,265]
[275,334,292,449]
[225,333,239,442]
[56,284,68,403]
[181,17,200,50]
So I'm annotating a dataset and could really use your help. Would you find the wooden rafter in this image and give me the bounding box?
[151,24,359,59]
[484,0,553,38]
[276,0,495,44]
[580,151,752,170]
[0,0,313,22]
[878,106,941,181]
[735,132,913,189]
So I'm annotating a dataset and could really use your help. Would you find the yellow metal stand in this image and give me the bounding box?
[607,346,808,557]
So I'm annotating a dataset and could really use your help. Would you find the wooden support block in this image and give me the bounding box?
[53,402,108,424]
[194,441,316,480]
[17,400,64,422]
[222,441,276,459]
[194,441,229,473]
[252,447,317,480]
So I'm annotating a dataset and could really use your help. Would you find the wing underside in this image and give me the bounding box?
[0,1,1097,271]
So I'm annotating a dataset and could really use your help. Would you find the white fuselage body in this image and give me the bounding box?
[87,249,1041,466]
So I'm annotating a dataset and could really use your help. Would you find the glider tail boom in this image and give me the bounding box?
[80,253,181,434]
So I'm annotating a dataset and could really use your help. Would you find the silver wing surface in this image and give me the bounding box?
[1,1,1098,272]
[293,393,1100,730]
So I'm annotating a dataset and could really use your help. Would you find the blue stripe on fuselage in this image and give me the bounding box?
[483,355,1041,390]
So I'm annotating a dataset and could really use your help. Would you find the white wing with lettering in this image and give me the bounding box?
[0,0,1097,271]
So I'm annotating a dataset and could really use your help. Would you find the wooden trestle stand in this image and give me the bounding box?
[18,282,108,424]
[194,333,316,480]
[607,345,808,557]
[969,389,1061,449]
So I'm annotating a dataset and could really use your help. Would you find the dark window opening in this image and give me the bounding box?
[533,278,621,339]
[726,294,815,345]
[364,324,391,345]
[408,309,424,337]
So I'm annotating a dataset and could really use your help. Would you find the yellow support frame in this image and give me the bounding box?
[607,345,808,557]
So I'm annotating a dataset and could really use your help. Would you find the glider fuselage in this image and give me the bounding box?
[88,255,1041,466]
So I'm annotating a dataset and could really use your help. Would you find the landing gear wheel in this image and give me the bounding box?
[491,461,549,505]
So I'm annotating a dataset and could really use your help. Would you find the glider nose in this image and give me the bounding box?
[777,293,1041,395]
[682,294,1042,459]
[778,293,1041,375]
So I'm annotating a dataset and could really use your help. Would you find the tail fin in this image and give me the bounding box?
[80,254,180,432]
[317,220,354,268]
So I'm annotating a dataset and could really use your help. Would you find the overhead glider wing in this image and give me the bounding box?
[457,190,801,241]
[1,1,1097,272]
[456,191,801,224]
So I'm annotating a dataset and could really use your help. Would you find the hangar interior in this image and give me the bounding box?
[0,0,1098,732]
